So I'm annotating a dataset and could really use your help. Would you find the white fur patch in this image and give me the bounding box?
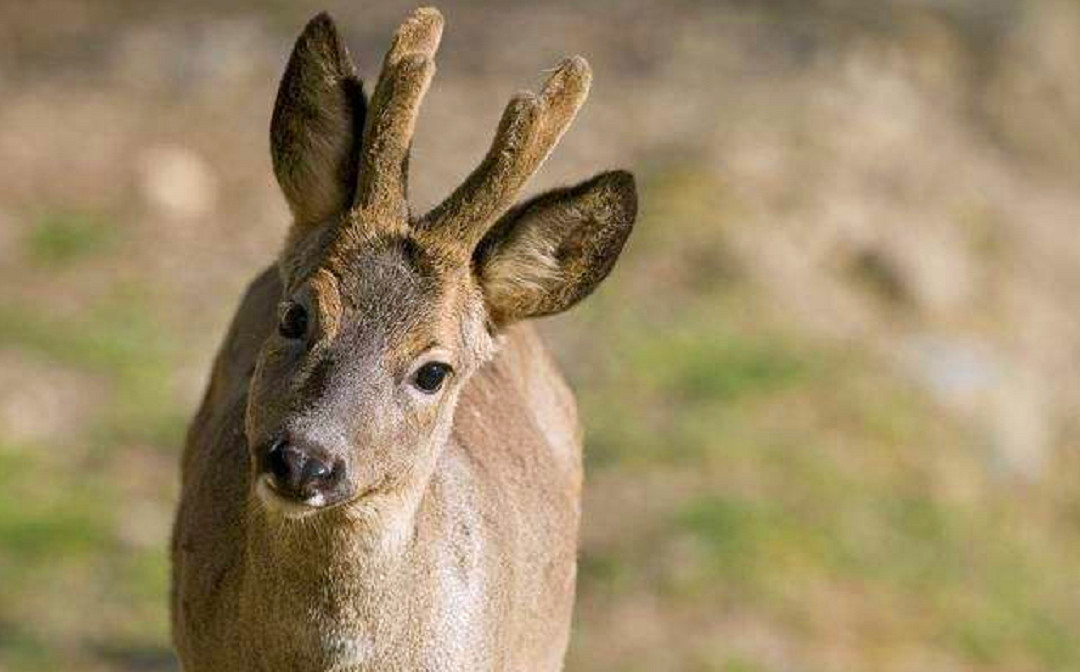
[255,474,325,519]
[482,225,562,300]
[321,631,374,671]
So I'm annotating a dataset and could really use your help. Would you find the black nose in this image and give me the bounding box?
[265,437,340,501]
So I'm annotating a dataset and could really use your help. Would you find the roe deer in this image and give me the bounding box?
[171,7,636,670]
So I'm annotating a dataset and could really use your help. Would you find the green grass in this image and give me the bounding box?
[568,300,1080,670]
[0,286,183,670]
[0,445,113,558]
[0,288,188,449]
[563,167,1080,669]
[0,440,125,671]
[25,211,117,266]
[577,307,814,468]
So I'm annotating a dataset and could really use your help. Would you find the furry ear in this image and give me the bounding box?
[474,170,637,326]
[270,13,366,229]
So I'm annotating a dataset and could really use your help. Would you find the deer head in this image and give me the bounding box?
[245,8,637,518]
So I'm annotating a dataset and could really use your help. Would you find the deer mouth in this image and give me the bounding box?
[255,474,330,518]
[254,473,387,519]
[255,473,364,519]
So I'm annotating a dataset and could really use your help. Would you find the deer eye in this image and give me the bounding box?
[278,303,309,340]
[412,362,452,394]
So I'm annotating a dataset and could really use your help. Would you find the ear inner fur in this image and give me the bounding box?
[475,170,637,325]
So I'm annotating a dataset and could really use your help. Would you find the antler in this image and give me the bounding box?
[418,56,591,249]
[348,7,590,249]
[353,7,443,218]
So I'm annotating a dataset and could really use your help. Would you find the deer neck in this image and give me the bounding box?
[237,484,427,660]
[242,484,422,586]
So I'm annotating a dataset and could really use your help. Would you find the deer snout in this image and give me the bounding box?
[258,435,347,508]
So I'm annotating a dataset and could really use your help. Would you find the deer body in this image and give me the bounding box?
[171,8,635,671]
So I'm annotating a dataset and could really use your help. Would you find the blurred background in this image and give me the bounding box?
[2,0,1079,670]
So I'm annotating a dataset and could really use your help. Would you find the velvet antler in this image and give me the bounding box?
[417,57,591,250]
[345,7,594,254]
[353,7,444,220]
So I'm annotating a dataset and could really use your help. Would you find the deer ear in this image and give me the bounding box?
[271,13,366,229]
[474,170,637,326]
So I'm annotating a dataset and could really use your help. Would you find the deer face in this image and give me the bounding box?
[247,230,492,515]
[245,9,636,518]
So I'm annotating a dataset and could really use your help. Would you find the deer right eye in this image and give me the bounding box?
[413,362,452,394]
[278,303,309,340]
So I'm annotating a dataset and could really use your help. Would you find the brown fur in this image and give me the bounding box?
[171,7,636,671]
[270,13,366,231]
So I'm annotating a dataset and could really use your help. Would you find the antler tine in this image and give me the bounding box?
[419,56,592,249]
[354,7,444,217]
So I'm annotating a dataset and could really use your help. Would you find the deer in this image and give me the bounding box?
[170,7,636,671]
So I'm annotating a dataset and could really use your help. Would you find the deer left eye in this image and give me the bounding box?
[279,303,309,340]
[413,362,452,394]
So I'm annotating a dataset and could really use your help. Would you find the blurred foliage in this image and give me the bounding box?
[0,289,187,447]
[562,167,1080,672]
[25,211,117,267]
[0,289,180,670]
